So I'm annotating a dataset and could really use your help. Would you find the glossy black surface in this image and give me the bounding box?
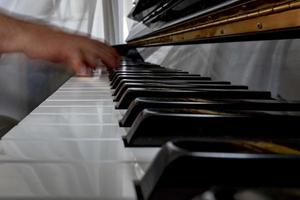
[110,72,193,83]
[116,88,272,109]
[108,60,300,200]
[109,71,188,80]
[110,75,210,89]
[113,82,248,99]
[138,140,300,200]
[120,98,300,127]
[125,109,300,146]
[113,79,231,92]
[129,0,236,24]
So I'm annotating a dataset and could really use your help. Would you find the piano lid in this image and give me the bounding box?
[129,0,241,24]
[127,0,300,46]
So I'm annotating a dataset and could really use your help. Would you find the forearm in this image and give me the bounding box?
[0,12,28,53]
[0,10,120,72]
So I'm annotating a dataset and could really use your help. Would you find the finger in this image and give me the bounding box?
[90,47,119,68]
[77,67,94,77]
[67,52,85,74]
[92,46,120,68]
[83,52,97,69]
[79,38,120,68]
[93,40,121,61]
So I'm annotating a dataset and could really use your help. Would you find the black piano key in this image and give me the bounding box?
[114,79,231,92]
[113,82,248,98]
[109,66,165,74]
[110,72,192,83]
[119,63,157,66]
[115,65,163,70]
[138,140,300,200]
[115,64,171,68]
[125,109,300,146]
[111,70,187,76]
[111,68,184,72]
[110,67,179,72]
[116,88,272,109]
[120,98,300,127]
[109,70,187,80]
[119,61,159,66]
[110,75,210,88]
[109,69,167,79]
[112,69,184,73]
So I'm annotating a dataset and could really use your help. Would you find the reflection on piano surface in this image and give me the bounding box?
[1,0,300,199]
[110,58,300,200]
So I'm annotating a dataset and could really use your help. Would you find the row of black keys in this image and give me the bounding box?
[109,62,300,200]
[109,63,300,147]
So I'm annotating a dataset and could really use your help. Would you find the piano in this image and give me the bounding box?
[0,0,300,199]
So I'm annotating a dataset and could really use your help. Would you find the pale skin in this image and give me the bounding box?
[0,12,120,73]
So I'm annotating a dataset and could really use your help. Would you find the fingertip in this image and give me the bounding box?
[95,52,119,69]
[76,67,94,77]
[83,54,97,69]
[105,60,118,69]
[69,58,84,75]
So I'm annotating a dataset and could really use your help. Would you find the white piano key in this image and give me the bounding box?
[65,77,109,83]
[0,74,160,200]
[19,113,118,125]
[41,100,115,106]
[129,148,160,163]
[64,76,107,81]
[0,162,138,199]
[67,77,109,82]
[55,90,111,95]
[3,124,126,140]
[60,82,110,88]
[0,140,137,162]
[62,77,108,83]
[59,85,110,89]
[57,88,111,91]
[30,109,122,121]
[114,109,127,118]
[53,90,111,95]
[59,85,110,90]
[49,76,110,92]
[47,95,112,100]
[51,91,111,96]
[31,106,115,114]
[2,126,157,164]
[117,109,127,116]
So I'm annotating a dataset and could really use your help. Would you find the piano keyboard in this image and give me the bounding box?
[0,69,159,199]
[1,61,300,199]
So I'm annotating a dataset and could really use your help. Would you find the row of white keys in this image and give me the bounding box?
[0,75,158,199]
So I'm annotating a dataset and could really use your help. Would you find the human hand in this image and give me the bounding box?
[0,12,121,74]
[19,22,120,74]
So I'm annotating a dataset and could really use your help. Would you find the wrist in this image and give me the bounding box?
[12,20,35,53]
[0,17,31,54]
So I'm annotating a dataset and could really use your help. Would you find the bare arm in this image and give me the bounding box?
[0,12,120,73]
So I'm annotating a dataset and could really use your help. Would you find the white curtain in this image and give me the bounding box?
[0,0,132,120]
[0,0,132,43]
[98,0,134,44]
